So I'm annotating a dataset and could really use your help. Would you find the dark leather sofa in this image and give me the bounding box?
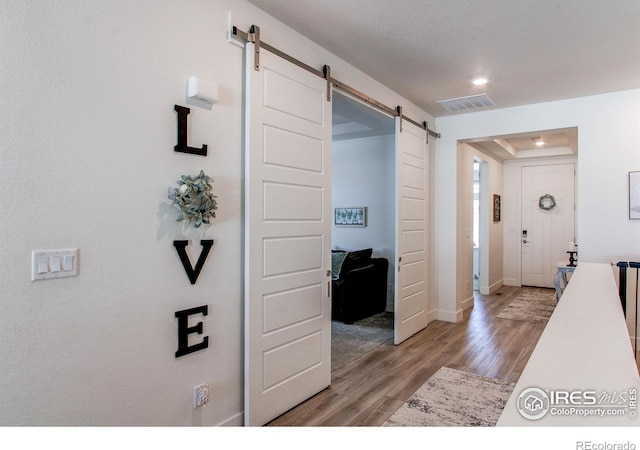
[331,248,389,324]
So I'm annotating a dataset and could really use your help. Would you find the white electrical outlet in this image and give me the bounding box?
[194,383,211,408]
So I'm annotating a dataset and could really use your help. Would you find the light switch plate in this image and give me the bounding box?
[31,249,79,281]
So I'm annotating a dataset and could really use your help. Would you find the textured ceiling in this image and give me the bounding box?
[332,88,574,159]
[247,0,640,118]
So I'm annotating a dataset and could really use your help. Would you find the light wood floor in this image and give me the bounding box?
[267,285,640,426]
[267,286,553,426]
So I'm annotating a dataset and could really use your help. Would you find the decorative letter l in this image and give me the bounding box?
[174,105,208,156]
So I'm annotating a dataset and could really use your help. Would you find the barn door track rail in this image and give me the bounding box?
[231,24,440,141]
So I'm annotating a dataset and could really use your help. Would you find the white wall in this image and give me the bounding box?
[332,135,395,308]
[0,0,433,426]
[435,89,640,320]
[484,156,505,295]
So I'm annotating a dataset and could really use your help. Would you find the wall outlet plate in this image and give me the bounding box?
[194,383,211,408]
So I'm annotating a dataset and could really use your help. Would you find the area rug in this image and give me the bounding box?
[496,288,557,323]
[383,367,515,427]
[332,312,393,370]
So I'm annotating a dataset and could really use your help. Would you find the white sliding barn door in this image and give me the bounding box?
[244,43,332,426]
[394,119,429,344]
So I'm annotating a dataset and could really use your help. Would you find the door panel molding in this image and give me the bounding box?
[244,43,331,426]
[394,119,429,344]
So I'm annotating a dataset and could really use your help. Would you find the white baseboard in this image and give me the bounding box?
[503,278,520,287]
[433,308,464,323]
[216,412,243,426]
[488,279,504,294]
[461,295,474,311]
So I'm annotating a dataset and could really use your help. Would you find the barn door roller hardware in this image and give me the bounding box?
[248,25,260,71]
[231,24,441,139]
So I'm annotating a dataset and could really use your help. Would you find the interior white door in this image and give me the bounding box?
[521,164,575,287]
[244,43,332,426]
[394,119,429,344]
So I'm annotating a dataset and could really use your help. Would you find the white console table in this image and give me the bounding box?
[498,263,640,426]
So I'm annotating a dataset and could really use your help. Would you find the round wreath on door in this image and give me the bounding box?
[538,194,556,211]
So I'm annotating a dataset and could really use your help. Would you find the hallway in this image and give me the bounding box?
[267,286,550,426]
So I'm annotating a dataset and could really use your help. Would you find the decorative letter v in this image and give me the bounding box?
[173,240,214,285]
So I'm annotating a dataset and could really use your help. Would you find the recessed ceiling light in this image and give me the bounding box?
[472,77,488,86]
[534,136,545,146]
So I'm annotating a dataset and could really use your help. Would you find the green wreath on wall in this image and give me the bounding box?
[168,170,218,228]
[538,194,557,211]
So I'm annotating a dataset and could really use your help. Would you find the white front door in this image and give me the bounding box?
[521,164,575,287]
[394,119,429,344]
[244,43,332,426]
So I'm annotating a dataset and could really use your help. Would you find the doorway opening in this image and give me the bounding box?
[471,157,489,295]
[473,160,480,291]
[461,127,578,293]
[240,28,432,425]
[330,91,395,371]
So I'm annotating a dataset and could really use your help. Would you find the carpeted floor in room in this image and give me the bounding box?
[331,312,394,371]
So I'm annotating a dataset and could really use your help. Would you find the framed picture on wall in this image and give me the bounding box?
[493,194,501,222]
[334,207,367,227]
[630,171,640,219]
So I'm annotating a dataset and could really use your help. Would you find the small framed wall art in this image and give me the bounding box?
[334,207,367,227]
[493,194,501,222]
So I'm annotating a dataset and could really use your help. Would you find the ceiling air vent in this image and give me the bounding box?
[437,93,496,113]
